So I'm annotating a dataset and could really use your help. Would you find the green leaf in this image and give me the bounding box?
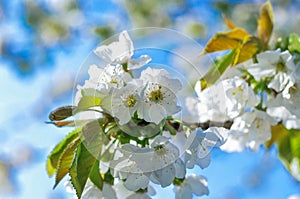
[76,96,101,112]
[46,158,56,177]
[49,105,77,121]
[233,36,261,65]
[101,146,114,162]
[69,143,100,198]
[200,28,250,54]
[69,120,108,198]
[257,1,274,49]
[54,137,80,188]
[89,160,103,190]
[200,49,236,89]
[82,120,108,157]
[271,125,300,181]
[46,128,81,177]
[288,33,300,53]
[265,124,288,149]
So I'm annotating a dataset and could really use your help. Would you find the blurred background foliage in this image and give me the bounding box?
[1,0,300,198]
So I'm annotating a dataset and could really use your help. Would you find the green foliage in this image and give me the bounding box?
[46,128,81,177]
[275,33,300,56]
[278,128,300,181]
[89,160,104,190]
[288,33,300,53]
[81,120,107,157]
[54,137,80,188]
[70,143,101,198]
[76,89,102,112]
[200,49,236,89]
[200,1,273,90]
[267,124,300,181]
[67,119,108,198]
[201,28,250,54]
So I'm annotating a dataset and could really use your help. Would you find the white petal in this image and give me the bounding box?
[256,50,281,64]
[81,185,103,199]
[247,64,276,81]
[148,104,167,124]
[127,193,151,199]
[151,164,176,187]
[124,174,149,192]
[127,55,152,70]
[174,159,186,178]
[174,186,193,199]
[196,152,211,169]
[268,72,289,92]
[290,158,300,181]
[185,175,209,196]
[94,31,133,63]
[102,183,117,199]
[151,135,170,148]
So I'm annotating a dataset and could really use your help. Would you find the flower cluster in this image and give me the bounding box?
[185,49,299,152]
[48,30,227,199]
[47,2,300,198]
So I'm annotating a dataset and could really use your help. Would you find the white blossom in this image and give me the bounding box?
[185,127,228,169]
[111,80,143,125]
[94,30,151,70]
[110,136,183,189]
[222,77,259,118]
[113,182,156,199]
[247,50,296,94]
[96,64,132,92]
[124,173,150,192]
[174,174,209,199]
[221,109,277,152]
[64,179,117,199]
[247,50,293,81]
[192,77,258,123]
[137,67,182,124]
[266,87,300,129]
[74,63,131,109]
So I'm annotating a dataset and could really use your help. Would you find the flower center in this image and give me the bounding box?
[110,78,119,86]
[276,60,286,73]
[154,145,167,155]
[125,94,137,107]
[149,86,164,103]
[232,85,244,95]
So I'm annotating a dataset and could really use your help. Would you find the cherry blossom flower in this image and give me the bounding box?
[221,109,277,152]
[113,182,156,199]
[185,127,228,169]
[94,30,151,70]
[247,50,293,81]
[267,87,300,129]
[247,50,296,94]
[75,63,131,107]
[111,80,144,125]
[191,77,258,123]
[137,67,182,124]
[110,136,184,189]
[65,179,117,199]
